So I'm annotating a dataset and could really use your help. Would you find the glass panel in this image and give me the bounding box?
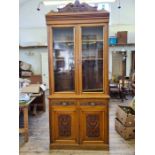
[53,27,75,92]
[82,26,103,92]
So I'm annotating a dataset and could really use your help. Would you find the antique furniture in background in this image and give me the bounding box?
[117,31,128,45]
[109,82,123,100]
[19,91,45,142]
[19,97,36,142]
[46,0,110,150]
[27,75,42,84]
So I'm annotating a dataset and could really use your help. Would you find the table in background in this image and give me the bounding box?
[19,91,45,142]
[19,97,36,142]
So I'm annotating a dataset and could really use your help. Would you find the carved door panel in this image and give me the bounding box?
[51,105,78,144]
[79,102,108,144]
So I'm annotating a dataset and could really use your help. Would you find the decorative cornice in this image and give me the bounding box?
[58,0,97,12]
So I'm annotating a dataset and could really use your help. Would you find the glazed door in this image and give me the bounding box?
[51,26,77,93]
[79,25,105,93]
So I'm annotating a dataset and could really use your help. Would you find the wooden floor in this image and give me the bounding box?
[19,93,135,155]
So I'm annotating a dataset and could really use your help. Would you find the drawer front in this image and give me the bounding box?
[50,101,78,144]
[51,101,76,106]
[80,101,106,106]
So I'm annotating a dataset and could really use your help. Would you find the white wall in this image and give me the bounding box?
[109,46,135,79]
[19,0,135,78]
[109,0,135,43]
[109,25,135,43]
[19,47,48,74]
[19,0,56,45]
[19,0,135,45]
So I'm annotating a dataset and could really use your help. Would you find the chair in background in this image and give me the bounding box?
[130,72,135,96]
[109,78,124,101]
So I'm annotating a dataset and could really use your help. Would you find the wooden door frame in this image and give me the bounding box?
[131,50,135,74]
[112,51,127,78]
[77,23,109,95]
[48,25,78,95]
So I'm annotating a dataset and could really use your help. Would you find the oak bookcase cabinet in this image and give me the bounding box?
[46,0,110,150]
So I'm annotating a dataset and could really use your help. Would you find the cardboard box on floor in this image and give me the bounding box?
[116,105,135,127]
[115,118,135,140]
[129,97,135,111]
[115,98,135,140]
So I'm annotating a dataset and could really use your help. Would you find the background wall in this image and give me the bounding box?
[19,0,135,79]
[19,45,134,79]
[19,0,135,45]
[19,47,47,74]
[109,46,135,79]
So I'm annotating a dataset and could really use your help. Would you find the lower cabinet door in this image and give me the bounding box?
[50,101,78,145]
[79,101,108,145]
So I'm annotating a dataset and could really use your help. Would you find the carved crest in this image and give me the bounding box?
[58,0,97,12]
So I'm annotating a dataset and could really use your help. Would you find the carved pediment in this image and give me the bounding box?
[58,0,97,12]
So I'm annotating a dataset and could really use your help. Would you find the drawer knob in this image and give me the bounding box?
[90,102,95,106]
[62,102,67,106]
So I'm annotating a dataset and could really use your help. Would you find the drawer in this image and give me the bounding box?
[50,101,76,106]
[80,101,106,106]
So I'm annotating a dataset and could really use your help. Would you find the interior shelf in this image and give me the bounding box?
[19,43,135,49]
[83,88,103,92]
[55,58,74,61]
[109,43,135,47]
[82,58,103,61]
[54,40,73,43]
[82,40,103,42]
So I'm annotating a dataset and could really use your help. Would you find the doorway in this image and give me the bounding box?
[131,50,135,74]
[112,51,127,79]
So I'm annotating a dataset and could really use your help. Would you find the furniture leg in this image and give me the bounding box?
[119,90,124,102]
[23,107,29,142]
[32,103,37,115]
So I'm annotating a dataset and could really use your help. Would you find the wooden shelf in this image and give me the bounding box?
[19,43,135,49]
[54,40,73,43]
[19,45,47,49]
[82,58,103,61]
[55,57,73,61]
[55,57,103,61]
[83,88,103,92]
[82,40,103,42]
[53,39,103,44]
[109,43,135,47]
[82,40,103,45]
